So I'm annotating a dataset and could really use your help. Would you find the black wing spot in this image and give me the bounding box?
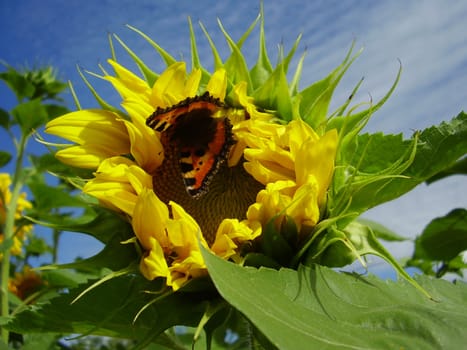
[184,177,196,186]
[180,162,194,173]
[194,148,206,157]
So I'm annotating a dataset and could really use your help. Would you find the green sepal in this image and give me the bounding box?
[127,24,177,68]
[76,65,123,115]
[217,19,253,92]
[259,217,294,266]
[249,5,273,90]
[356,217,407,242]
[299,43,361,130]
[112,33,158,87]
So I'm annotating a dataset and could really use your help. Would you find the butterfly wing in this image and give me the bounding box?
[146,93,235,198]
[179,117,232,198]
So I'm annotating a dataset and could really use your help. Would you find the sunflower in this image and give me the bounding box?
[0,173,32,258]
[8,266,46,301]
[45,20,338,290]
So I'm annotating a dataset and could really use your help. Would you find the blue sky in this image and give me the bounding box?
[1,0,466,270]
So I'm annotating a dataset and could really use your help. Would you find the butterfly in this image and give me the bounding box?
[146,92,237,198]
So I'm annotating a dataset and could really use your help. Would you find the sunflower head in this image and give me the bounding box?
[45,13,374,290]
[8,266,46,301]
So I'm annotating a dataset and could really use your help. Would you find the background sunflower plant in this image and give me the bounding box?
[3,9,467,350]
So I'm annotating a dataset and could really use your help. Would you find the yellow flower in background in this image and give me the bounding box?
[45,23,338,290]
[0,173,32,258]
[8,266,45,301]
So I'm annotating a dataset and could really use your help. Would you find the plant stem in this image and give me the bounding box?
[1,134,28,344]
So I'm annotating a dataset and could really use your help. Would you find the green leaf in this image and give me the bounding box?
[0,151,12,168]
[25,236,52,256]
[54,232,137,272]
[203,252,467,349]
[426,156,467,184]
[11,98,48,134]
[0,68,35,101]
[6,275,209,343]
[0,107,10,130]
[333,132,416,215]
[27,182,84,211]
[42,269,91,289]
[14,333,61,350]
[397,112,467,188]
[334,112,467,216]
[414,208,467,261]
[44,103,69,121]
[29,207,131,245]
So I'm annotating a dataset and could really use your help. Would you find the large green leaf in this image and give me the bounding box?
[203,251,467,349]
[335,112,467,215]
[6,275,212,344]
[426,156,467,184]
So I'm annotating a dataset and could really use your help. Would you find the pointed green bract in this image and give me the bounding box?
[126,24,177,68]
[249,10,273,89]
[217,19,253,92]
[113,33,158,86]
[76,65,122,114]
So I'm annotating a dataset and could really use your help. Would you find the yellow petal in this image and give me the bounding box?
[246,180,295,226]
[233,82,273,120]
[126,165,154,194]
[140,237,170,282]
[169,251,207,291]
[55,145,118,169]
[106,59,151,101]
[132,188,170,250]
[286,119,319,156]
[84,180,137,215]
[184,68,202,97]
[150,62,188,107]
[207,68,227,100]
[296,129,338,205]
[287,178,320,228]
[211,219,261,260]
[124,120,164,174]
[122,99,157,125]
[46,110,130,148]
[83,157,141,214]
[243,159,294,184]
